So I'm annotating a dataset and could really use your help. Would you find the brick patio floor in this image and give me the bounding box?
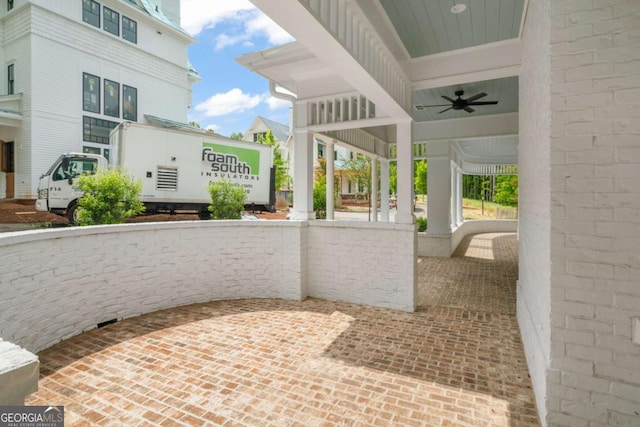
[26,232,540,426]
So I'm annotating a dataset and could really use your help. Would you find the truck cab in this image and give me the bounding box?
[36,153,108,221]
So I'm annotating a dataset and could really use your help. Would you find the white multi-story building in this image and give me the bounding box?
[0,0,198,199]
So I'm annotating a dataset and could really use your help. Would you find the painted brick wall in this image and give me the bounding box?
[548,0,640,425]
[307,221,416,312]
[0,221,417,353]
[0,222,305,352]
[518,0,552,423]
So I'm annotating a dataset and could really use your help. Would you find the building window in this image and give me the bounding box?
[253,132,267,142]
[122,16,137,43]
[83,73,100,113]
[83,146,101,155]
[82,0,100,28]
[83,116,118,144]
[123,85,137,121]
[7,64,14,95]
[1,141,14,172]
[317,143,325,158]
[7,0,13,11]
[103,6,119,36]
[104,79,119,118]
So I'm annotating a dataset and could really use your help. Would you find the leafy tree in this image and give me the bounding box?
[414,160,428,195]
[342,153,371,198]
[206,180,247,219]
[494,175,519,207]
[188,121,201,129]
[313,179,327,219]
[74,168,144,225]
[258,130,289,192]
[313,157,338,218]
[463,175,492,201]
[230,132,243,140]
[389,161,397,195]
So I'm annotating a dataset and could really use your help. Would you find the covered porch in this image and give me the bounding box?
[26,232,537,426]
[236,5,519,258]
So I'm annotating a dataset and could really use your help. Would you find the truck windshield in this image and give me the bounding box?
[52,157,98,181]
[43,155,65,178]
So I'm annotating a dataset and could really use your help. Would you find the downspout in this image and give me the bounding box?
[269,80,296,101]
[269,81,297,134]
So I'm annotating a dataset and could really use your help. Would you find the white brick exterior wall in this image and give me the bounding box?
[0,221,416,353]
[518,0,552,422]
[546,0,640,425]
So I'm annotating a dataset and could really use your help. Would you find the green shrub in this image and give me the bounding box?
[207,180,247,219]
[416,216,428,232]
[313,180,326,219]
[75,168,144,226]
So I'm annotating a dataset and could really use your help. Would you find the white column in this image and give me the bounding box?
[326,139,335,220]
[371,155,378,222]
[426,140,452,234]
[380,158,390,222]
[290,102,315,220]
[456,169,464,225]
[450,165,456,229]
[395,120,414,224]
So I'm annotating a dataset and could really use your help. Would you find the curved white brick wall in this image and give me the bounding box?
[0,220,415,353]
[418,220,518,257]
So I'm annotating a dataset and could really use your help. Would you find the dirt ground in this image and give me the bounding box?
[0,199,288,225]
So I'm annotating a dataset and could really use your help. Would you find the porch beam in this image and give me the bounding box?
[413,112,518,142]
[410,40,521,91]
[250,0,411,120]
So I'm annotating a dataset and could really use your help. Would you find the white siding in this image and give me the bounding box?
[3,7,32,197]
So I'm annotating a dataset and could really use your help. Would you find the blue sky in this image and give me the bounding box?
[180,1,293,137]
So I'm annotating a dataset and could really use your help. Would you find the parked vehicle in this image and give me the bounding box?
[36,122,275,222]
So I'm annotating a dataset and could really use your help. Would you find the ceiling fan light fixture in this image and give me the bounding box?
[451,3,467,14]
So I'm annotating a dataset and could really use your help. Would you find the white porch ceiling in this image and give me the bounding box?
[379,0,525,58]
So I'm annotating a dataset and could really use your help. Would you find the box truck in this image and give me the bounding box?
[35,122,275,222]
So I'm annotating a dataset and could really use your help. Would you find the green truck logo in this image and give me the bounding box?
[202,143,260,176]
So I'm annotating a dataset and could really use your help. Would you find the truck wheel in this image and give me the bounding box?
[67,203,79,225]
[198,210,210,220]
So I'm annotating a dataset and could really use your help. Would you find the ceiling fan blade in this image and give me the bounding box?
[467,101,498,105]
[464,92,488,103]
[438,106,453,114]
[415,104,451,109]
[464,106,475,113]
[441,95,455,103]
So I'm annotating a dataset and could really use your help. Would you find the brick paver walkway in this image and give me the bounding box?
[26,232,539,426]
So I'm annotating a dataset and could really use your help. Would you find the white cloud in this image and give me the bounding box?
[180,0,255,36]
[204,124,219,132]
[181,1,293,48]
[266,96,291,111]
[195,88,263,117]
[245,12,293,45]
[214,33,249,51]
